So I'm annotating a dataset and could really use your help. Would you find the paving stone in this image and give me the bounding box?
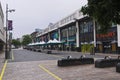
[2,59,120,80]
[0,52,5,73]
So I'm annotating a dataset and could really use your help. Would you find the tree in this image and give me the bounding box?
[81,0,120,32]
[12,39,21,48]
[22,34,32,46]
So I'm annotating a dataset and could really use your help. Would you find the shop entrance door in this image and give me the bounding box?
[103,42,111,53]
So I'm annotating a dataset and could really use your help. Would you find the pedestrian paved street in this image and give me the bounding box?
[3,60,120,80]
[2,49,120,80]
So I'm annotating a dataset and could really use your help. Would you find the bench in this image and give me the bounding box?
[57,55,94,67]
[95,56,120,68]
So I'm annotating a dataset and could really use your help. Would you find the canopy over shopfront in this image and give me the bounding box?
[28,41,46,46]
[47,39,62,44]
[28,39,62,46]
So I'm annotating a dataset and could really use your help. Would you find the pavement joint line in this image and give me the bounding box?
[0,60,8,80]
[94,58,104,59]
[12,50,14,61]
[50,55,62,58]
[39,65,62,80]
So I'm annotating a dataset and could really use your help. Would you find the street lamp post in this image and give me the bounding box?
[5,4,15,59]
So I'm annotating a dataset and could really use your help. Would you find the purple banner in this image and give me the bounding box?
[8,20,13,30]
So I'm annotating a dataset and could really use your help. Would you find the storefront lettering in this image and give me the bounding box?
[97,32,115,38]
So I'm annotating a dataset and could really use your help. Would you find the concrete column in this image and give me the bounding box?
[76,21,79,47]
[117,25,120,47]
[66,28,70,51]
[58,29,61,41]
[66,28,69,47]
[93,20,96,47]
[48,32,50,40]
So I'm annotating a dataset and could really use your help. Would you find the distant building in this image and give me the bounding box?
[35,28,44,33]
[16,38,23,43]
[31,29,44,43]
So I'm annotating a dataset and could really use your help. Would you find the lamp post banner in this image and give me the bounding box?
[8,20,13,30]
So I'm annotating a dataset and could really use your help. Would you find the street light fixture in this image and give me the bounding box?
[8,9,15,12]
[5,4,15,59]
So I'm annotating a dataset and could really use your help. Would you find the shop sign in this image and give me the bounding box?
[96,32,115,39]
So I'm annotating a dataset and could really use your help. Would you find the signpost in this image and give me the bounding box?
[5,4,15,59]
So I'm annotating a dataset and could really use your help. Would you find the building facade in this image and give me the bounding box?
[0,2,5,51]
[34,8,120,54]
[31,29,44,43]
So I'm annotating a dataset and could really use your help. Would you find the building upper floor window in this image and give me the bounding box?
[80,20,93,33]
[68,26,76,36]
[61,28,67,38]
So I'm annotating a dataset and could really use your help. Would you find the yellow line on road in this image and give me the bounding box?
[39,65,62,80]
[0,60,8,80]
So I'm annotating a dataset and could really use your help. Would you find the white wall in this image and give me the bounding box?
[0,3,5,43]
[117,25,120,47]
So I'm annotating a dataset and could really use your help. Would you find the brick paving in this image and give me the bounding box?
[0,52,5,74]
[1,50,120,80]
[3,61,57,80]
[3,60,120,80]
[42,60,120,80]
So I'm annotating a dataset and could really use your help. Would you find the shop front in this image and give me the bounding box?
[96,27,118,54]
[60,23,76,51]
[50,30,59,40]
[68,36,76,51]
[49,30,60,50]
[79,19,94,53]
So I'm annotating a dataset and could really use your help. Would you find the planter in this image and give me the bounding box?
[95,56,120,68]
[57,55,94,67]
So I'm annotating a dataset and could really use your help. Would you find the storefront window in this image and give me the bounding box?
[84,23,88,33]
[80,23,84,33]
[112,44,116,51]
[88,21,93,32]
[61,29,67,38]
[68,26,76,36]
[80,22,89,33]
[99,44,103,52]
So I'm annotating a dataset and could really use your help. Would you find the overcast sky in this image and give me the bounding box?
[1,0,87,39]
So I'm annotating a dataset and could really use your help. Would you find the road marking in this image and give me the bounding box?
[39,65,62,80]
[12,50,14,61]
[0,60,8,80]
